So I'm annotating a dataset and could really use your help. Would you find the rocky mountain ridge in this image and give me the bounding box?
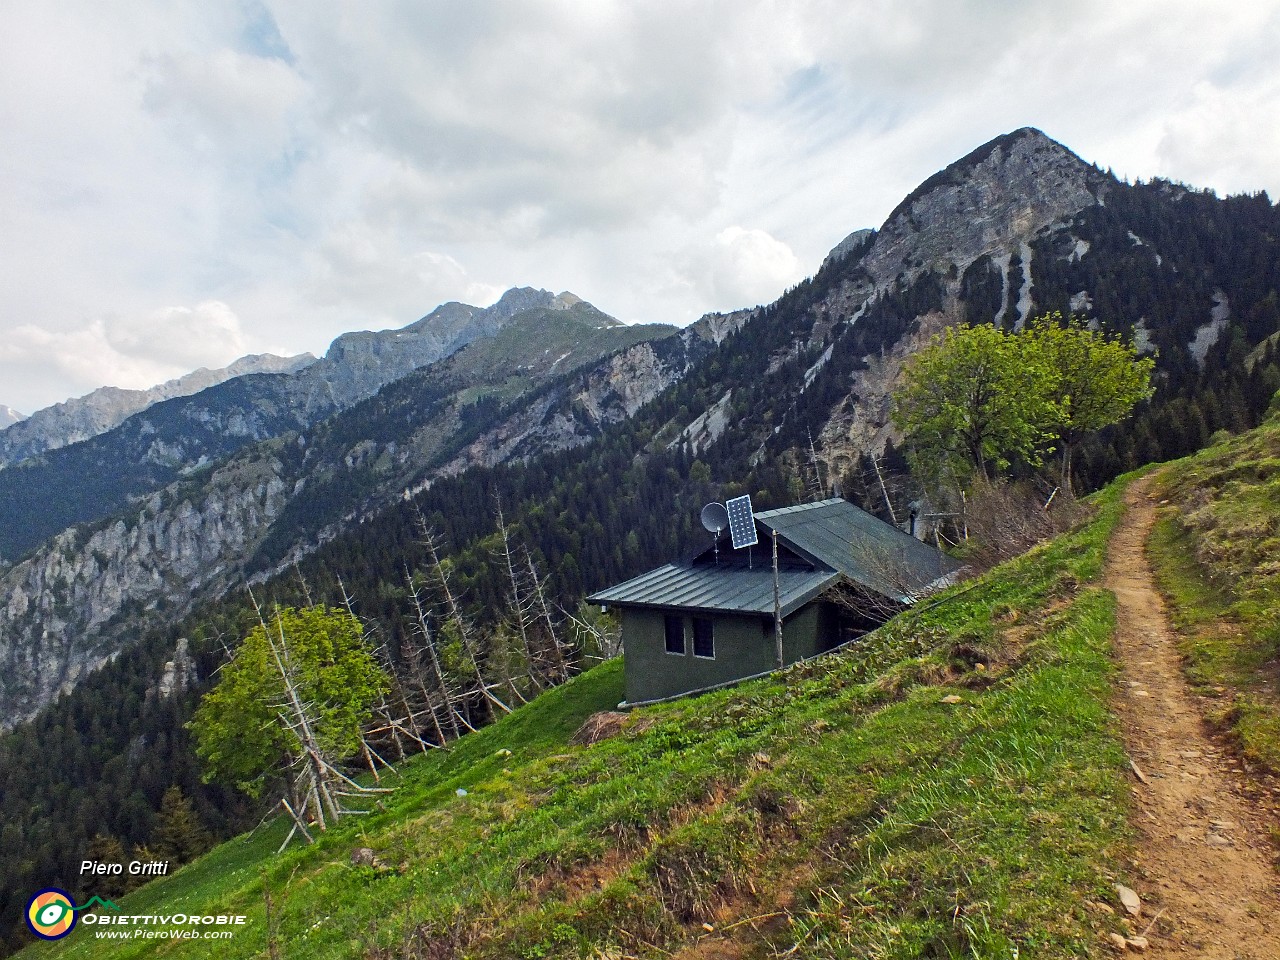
[0,299,704,727]
[0,353,316,470]
[746,127,1109,463]
[866,127,1107,284]
[0,288,579,562]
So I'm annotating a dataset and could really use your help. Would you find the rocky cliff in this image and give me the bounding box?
[660,128,1111,483]
[861,127,1106,286]
[0,449,292,727]
[435,310,745,478]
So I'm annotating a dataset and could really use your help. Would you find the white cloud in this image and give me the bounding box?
[678,227,806,309]
[141,47,305,160]
[107,301,249,371]
[304,222,504,323]
[0,302,251,404]
[1156,76,1280,196]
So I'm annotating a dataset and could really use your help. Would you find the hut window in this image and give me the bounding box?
[692,617,715,659]
[664,615,686,654]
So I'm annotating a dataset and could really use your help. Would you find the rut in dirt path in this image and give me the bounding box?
[1105,476,1280,958]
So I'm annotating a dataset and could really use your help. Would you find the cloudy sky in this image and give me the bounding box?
[3,1,1279,414]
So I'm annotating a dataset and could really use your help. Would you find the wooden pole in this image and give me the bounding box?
[871,452,898,525]
[772,529,783,669]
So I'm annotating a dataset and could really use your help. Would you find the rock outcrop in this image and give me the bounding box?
[154,638,198,699]
[437,319,728,477]
[0,451,291,727]
[861,127,1106,282]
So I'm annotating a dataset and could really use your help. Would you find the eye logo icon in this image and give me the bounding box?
[26,888,77,940]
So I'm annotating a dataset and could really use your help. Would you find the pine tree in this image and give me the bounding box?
[82,834,129,900]
[151,786,210,865]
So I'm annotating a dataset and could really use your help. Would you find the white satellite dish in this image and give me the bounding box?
[700,502,729,535]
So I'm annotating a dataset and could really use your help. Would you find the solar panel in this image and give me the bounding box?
[726,494,758,549]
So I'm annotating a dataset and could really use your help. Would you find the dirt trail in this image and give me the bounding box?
[1104,476,1280,957]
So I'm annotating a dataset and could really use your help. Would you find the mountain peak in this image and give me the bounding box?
[0,405,25,429]
[859,127,1107,281]
[488,286,559,319]
[824,228,874,267]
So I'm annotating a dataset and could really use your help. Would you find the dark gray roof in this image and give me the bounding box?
[589,563,837,618]
[589,498,961,616]
[755,499,960,599]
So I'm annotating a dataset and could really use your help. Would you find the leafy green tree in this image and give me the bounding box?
[1024,313,1154,489]
[189,606,388,798]
[891,323,1057,484]
[894,318,1154,491]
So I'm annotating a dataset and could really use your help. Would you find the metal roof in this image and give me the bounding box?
[589,498,962,615]
[588,563,838,618]
[755,499,961,600]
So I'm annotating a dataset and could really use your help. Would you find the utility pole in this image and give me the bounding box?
[772,529,783,668]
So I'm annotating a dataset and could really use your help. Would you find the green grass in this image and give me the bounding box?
[1147,413,1280,772]
[23,476,1144,960]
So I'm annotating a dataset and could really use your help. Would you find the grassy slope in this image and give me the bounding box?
[1147,409,1280,772]
[25,478,1144,960]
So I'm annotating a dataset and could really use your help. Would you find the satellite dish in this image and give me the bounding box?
[700,502,729,535]
[726,494,759,549]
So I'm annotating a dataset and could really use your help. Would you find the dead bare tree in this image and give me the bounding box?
[823,536,965,630]
[806,428,827,501]
[404,565,473,740]
[410,502,512,719]
[524,547,572,684]
[559,602,621,661]
[869,452,899,526]
[961,478,1087,570]
[334,577,407,779]
[492,498,547,695]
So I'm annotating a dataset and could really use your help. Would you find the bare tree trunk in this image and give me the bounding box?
[870,452,898,525]
[404,566,462,743]
[525,548,571,684]
[409,512,511,716]
[494,499,544,692]
[772,529,783,668]
[806,428,826,501]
